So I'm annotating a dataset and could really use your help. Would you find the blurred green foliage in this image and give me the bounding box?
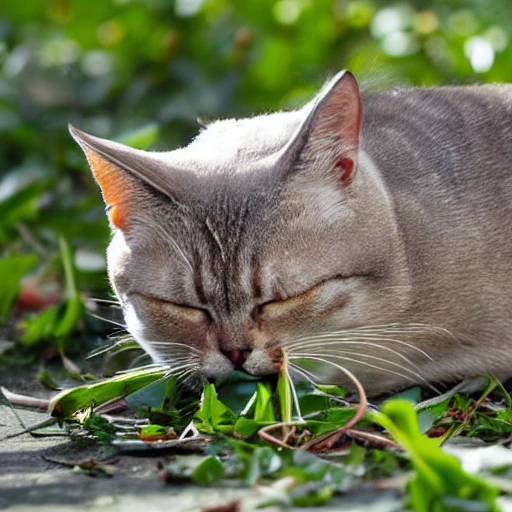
[0,0,511,348]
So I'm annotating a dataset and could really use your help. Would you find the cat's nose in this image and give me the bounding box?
[222,349,250,370]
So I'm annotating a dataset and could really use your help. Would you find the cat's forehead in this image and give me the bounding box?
[168,110,304,173]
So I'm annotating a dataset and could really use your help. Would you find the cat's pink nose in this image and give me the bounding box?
[223,350,249,369]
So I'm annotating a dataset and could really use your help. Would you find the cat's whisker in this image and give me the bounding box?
[173,369,195,383]
[157,356,192,365]
[294,348,436,390]
[86,311,127,329]
[87,297,121,307]
[287,335,433,363]
[286,339,421,366]
[344,323,458,342]
[179,369,205,390]
[116,362,166,373]
[162,357,197,369]
[289,351,436,392]
[163,362,198,376]
[160,353,200,366]
[288,363,322,385]
[86,343,139,359]
[144,340,202,354]
[127,352,154,368]
[285,322,455,361]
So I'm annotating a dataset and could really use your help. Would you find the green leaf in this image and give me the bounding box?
[312,384,346,398]
[194,382,236,434]
[37,367,61,390]
[373,400,500,512]
[254,381,276,422]
[48,367,167,418]
[277,362,292,422]
[116,123,159,150]
[191,455,224,485]
[234,417,260,438]
[0,253,38,323]
[0,177,50,243]
[21,305,59,346]
[54,238,83,342]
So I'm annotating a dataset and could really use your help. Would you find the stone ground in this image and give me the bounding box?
[0,364,404,512]
[3,365,512,511]
[0,402,403,511]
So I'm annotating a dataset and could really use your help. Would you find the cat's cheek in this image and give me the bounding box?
[243,349,279,376]
[122,302,165,363]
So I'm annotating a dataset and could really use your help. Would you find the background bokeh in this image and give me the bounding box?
[1,0,511,351]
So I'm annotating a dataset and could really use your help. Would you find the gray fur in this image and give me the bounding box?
[70,71,512,394]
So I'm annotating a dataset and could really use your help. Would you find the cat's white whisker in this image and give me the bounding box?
[290,352,419,388]
[115,362,165,373]
[127,352,154,368]
[287,339,422,366]
[296,348,435,389]
[144,340,202,354]
[87,297,121,306]
[163,362,199,377]
[285,322,452,362]
[86,311,127,329]
[346,323,458,341]
[159,356,196,366]
[288,363,322,385]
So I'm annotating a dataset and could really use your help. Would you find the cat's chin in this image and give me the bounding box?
[200,351,234,380]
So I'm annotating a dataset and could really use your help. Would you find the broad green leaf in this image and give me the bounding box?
[194,382,236,434]
[373,400,500,512]
[49,368,167,418]
[234,417,265,438]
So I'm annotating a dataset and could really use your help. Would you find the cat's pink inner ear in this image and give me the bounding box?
[336,157,354,185]
[317,72,362,156]
[84,148,133,230]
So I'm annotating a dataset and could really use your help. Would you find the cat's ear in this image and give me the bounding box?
[69,126,180,230]
[277,70,362,185]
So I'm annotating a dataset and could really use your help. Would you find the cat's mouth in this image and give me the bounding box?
[200,347,282,380]
[221,347,284,374]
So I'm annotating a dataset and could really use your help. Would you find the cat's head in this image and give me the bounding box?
[71,71,411,391]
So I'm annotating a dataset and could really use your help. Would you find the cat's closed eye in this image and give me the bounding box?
[131,294,212,324]
[255,277,349,320]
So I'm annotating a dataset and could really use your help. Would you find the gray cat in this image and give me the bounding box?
[70,71,512,394]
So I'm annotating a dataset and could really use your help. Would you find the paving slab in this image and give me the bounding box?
[0,397,404,512]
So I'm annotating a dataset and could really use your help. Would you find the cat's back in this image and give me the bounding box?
[360,82,512,342]
[361,82,512,215]
[362,83,512,182]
